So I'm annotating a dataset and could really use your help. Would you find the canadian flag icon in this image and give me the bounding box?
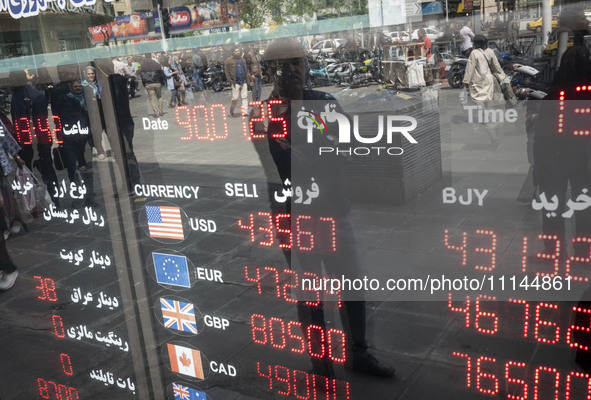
[167,343,204,379]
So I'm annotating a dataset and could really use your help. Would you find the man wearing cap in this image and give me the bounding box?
[225,47,253,117]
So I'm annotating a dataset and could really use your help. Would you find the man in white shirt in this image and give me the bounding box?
[113,57,128,76]
[460,21,475,55]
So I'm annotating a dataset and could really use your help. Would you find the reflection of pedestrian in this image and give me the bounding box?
[140,54,165,117]
[61,80,90,183]
[463,35,505,149]
[11,70,59,204]
[82,66,106,160]
[245,43,262,101]
[0,118,24,291]
[533,6,591,255]
[252,38,395,379]
[162,56,179,108]
[460,21,475,55]
[225,47,252,116]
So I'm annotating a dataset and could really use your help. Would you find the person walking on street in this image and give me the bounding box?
[126,56,138,98]
[246,43,263,101]
[225,47,253,117]
[463,34,505,149]
[460,21,475,55]
[162,56,179,108]
[140,54,165,117]
[191,49,205,92]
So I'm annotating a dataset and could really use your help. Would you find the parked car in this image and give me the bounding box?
[310,39,347,57]
[527,15,558,32]
[384,31,411,43]
[410,27,443,41]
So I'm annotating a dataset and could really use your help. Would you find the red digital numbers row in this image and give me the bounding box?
[176,100,287,141]
[251,314,346,363]
[37,378,78,400]
[448,295,591,350]
[14,116,63,145]
[244,265,342,307]
[444,229,591,281]
[238,213,337,252]
[453,351,590,399]
[257,362,350,400]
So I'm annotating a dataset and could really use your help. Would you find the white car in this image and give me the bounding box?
[384,31,411,43]
[410,27,443,41]
[310,39,347,57]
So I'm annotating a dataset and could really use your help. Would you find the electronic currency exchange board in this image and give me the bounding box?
[1,51,591,400]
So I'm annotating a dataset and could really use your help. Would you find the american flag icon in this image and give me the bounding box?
[146,205,184,240]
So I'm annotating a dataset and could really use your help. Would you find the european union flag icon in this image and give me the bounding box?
[153,252,191,288]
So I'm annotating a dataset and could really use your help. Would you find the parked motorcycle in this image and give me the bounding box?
[204,64,229,92]
[447,56,468,88]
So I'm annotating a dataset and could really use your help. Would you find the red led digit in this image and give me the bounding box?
[560,87,591,136]
[287,321,305,354]
[452,351,471,387]
[307,325,326,359]
[35,117,53,144]
[68,387,79,400]
[57,384,69,399]
[176,106,193,140]
[565,371,591,400]
[210,104,228,140]
[267,100,288,138]
[448,293,470,328]
[275,213,293,249]
[257,212,274,247]
[566,237,591,282]
[476,356,498,395]
[15,117,33,145]
[474,295,498,335]
[319,217,337,252]
[275,365,291,396]
[51,116,63,144]
[521,236,528,273]
[558,90,565,134]
[532,234,561,277]
[333,379,351,400]
[192,105,210,140]
[444,230,468,266]
[257,362,273,390]
[293,369,310,400]
[508,299,529,338]
[244,265,262,294]
[567,306,591,351]
[251,314,267,344]
[282,269,299,303]
[52,315,65,338]
[474,229,497,271]
[505,361,528,400]
[534,302,560,344]
[302,272,321,307]
[238,214,256,242]
[327,328,346,363]
[247,101,266,139]
[312,374,330,400]
[60,353,73,376]
[38,378,50,399]
[534,366,560,400]
[296,215,314,251]
[263,266,281,298]
[269,317,287,349]
[34,276,46,300]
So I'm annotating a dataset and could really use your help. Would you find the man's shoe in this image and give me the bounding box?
[0,271,18,290]
[352,351,395,377]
